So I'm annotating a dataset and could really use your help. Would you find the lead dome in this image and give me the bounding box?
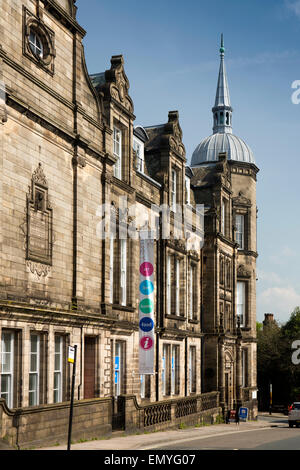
[191,35,255,166]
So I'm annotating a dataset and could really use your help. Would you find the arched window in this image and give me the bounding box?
[220,112,224,125]
[226,112,229,125]
[214,113,218,125]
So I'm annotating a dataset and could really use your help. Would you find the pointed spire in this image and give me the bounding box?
[212,34,233,134]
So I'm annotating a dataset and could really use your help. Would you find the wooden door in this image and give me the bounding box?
[84,337,96,399]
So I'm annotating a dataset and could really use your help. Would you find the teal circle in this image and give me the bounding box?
[139,298,154,314]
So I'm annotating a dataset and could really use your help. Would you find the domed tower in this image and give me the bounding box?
[191,36,259,418]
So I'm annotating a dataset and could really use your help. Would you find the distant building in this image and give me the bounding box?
[263,313,276,329]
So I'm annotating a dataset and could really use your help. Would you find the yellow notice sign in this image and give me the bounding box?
[68,346,75,364]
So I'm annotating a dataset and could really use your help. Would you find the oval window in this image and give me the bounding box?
[29,30,44,59]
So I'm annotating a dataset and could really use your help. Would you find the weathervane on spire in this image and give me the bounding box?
[220,33,225,55]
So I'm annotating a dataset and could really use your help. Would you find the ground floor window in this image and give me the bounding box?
[171,345,180,395]
[189,346,196,394]
[54,335,65,403]
[140,374,151,399]
[29,334,40,406]
[114,341,126,397]
[0,331,14,408]
[162,343,180,396]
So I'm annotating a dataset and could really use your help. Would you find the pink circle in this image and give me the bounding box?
[140,262,153,277]
[140,336,154,350]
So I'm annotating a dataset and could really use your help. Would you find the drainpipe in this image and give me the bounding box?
[77,324,83,400]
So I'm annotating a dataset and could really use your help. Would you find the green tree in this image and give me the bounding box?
[257,307,300,409]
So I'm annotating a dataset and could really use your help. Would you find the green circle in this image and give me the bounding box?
[139,298,154,314]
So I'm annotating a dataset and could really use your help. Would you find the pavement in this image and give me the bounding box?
[37,413,284,451]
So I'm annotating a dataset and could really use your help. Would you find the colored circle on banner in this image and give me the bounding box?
[140,262,153,277]
[139,317,154,332]
[139,280,154,295]
[140,336,154,350]
[139,298,154,314]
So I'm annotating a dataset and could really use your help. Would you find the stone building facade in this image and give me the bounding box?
[0,0,257,445]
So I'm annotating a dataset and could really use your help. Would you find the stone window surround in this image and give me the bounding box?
[23,6,56,75]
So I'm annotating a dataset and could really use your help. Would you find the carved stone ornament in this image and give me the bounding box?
[105,55,134,113]
[26,163,53,268]
[232,191,251,207]
[237,264,251,278]
[26,260,51,278]
[32,162,48,187]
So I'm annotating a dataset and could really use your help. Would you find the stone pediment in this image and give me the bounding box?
[237,264,251,278]
[232,191,251,207]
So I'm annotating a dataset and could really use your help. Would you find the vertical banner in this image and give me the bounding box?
[139,238,155,374]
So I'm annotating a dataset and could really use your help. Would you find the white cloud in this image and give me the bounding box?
[285,0,300,17]
[257,286,300,323]
[257,269,283,284]
[268,245,296,265]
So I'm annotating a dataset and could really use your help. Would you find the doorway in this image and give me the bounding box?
[84,337,96,399]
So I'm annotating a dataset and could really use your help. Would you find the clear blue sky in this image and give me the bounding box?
[77,0,300,324]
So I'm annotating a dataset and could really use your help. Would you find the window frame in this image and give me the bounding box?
[171,344,180,396]
[29,333,40,406]
[0,331,14,409]
[236,281,246,327]
[185,176,191,205]
[175,258,180,316]
[236,213,245,250]
[133,137,144,173]
[166,255,171,315]
[171,169,177,212]
[189,346,196,394]
[113,126,122,180]
[53,335,63,404]
[120,238,127,306]
[29,30,44,59]
[109,236,114,304]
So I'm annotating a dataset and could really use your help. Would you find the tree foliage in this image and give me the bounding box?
[257,307,300,409]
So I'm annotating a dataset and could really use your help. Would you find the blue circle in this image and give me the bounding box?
[139,280,154,295]
[139,317,154,332]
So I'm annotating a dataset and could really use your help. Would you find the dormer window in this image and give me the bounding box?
[113,126,122,179]
[133,137,144,173]
[185,176,191,205]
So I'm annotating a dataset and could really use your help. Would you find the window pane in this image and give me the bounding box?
[55,336,61,353]
[30,354,37,373]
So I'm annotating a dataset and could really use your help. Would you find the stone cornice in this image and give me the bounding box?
[43,0,86,36]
